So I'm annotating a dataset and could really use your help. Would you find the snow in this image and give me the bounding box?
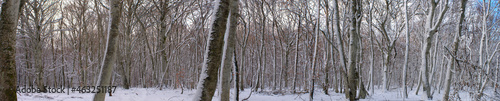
[17,87,497,101]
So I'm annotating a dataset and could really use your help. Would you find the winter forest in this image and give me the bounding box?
[1,0,500,101]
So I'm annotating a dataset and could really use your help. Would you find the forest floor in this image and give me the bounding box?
[17,87,498,101]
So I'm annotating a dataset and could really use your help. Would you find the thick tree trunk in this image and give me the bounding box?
[347,0,361,100]
[221,0,239,100]
[193,0,231,100]
[421,32,434,100]
[382,53,390,91]
[158,0,170,90]
[93,0,123,100]
[421,0,448,99]
[0,0,22,100]
[358,37,368,99]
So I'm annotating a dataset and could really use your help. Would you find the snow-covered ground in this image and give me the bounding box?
[18,87,498,101]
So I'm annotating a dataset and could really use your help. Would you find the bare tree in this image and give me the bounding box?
[309,0,320,100]
[475,0,500,100]
[292,1,302,92]
[221,0,239,100]
[93,0,123,100]
[420,0,449,99]
[20,0,60,92]
[193,0,231,100]
[403,0,410,98]
[442,0,467,100]
[347,0,362,100]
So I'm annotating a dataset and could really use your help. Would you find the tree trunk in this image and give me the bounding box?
[421,0,448,99]
[59,2,67,87]
[255,0,266,92]
[358,36,368,99]
[221,0,239,100]
[333,0,349,97]
[403,0,411,98]
[416,71,422,95]
[32,3,48,92]
[234,53,240,101]
[347,0,361,100]
[323,43,330,95]
[310,1,320,99]
[421,31,434,100]
[382,53,390,91]
[93,0,123,100]
[476,0,494,99]
[192,0,231,100]
[368,1,375,95]
[322,0,331,95]
[271,0,278,91]
[442,2,465,96]
[0,0,22,100]
[293,14,301,93]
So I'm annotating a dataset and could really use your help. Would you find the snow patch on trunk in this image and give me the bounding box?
[192,0,222,101]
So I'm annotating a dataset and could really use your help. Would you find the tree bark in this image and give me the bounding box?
[234,53,240,101]
[0,0,22,100]
[221,0,239,100]
[347,0,362,100]
[93,0,123,100]
[420,0,448,99]
[193,0,231,100]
